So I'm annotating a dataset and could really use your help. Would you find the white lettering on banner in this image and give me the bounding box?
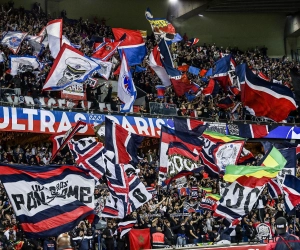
[12,108,25,130]
[57,112,72,133]
[0,107,9,129]
[40,110,55,132]
[155,119,165,137]
[121,118,135,134]
[74,113,87,133]
[6,175,94,217]
[148,118,155,136]
[106,115,166,137]
[23,109,38,131]
[134,117,150,136]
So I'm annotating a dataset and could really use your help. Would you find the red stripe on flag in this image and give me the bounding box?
[251,124,268,138]
[236,176,271,188]
[22,206,92,233]
[0,165,87,178]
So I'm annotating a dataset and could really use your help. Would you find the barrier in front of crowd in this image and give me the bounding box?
[145,243,267,250]
[0,105,300,140]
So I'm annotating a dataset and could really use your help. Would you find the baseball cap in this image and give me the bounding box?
[275,217,287,234]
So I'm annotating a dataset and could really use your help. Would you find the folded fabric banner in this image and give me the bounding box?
[0,164,96,238]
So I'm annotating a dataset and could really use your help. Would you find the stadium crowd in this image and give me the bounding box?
[0,1,299,250]
[0,2,299,123]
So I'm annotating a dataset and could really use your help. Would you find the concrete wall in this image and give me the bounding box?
[177,12,286,57]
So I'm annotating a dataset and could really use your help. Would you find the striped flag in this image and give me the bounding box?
[104,118,144,165]
[50,120,86,161]
[267,179,282,199]
[68,137,114,181]
[282,175,300,214]
[0,164,96,238]
[214,176,270,220]
[115,220,137,238]
[187,38,199,46]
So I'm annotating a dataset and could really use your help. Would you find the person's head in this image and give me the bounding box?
[275,217,288,235]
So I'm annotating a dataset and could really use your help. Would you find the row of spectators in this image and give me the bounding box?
[0,2,299,123]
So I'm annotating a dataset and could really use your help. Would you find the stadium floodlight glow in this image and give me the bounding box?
[198,14,204,17]
[169,0,178,3]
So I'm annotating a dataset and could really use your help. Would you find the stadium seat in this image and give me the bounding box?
[99,103,105,111]
[57,99,66,109]
[47,98,57,108]
[24,96,35,106]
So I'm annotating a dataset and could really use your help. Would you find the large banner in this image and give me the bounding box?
[0,106,300,140]
[0,107,170,137]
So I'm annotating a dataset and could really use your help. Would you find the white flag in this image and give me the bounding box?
[117,52,137,112]
[92,57,112,80]
[1,31,28,54]
[42,43,100,91]
[46,19,63,58]
[10,56,40,76]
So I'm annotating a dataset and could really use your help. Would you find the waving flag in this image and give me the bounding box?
[105,162,129,218]
[237,147,255,165]
[149,45,171,86]
[92,35,125,61]
[243,66,296,122]
[112,28,146,66]
[167,142,199,161]
[127,171,152,212]
[1,31,28,54]
[156,85,166,98]
[202,79,219,96]
[277,148,297,185]
[158,38,196,96]
[187,38,199,46]
[28,39,44,57]
[173,117,207,136]
[91,57,113,80]
[159,125,203,183]
[212,141,244,171]
[167,154,199,177]
[50,120,86,161]
[68,137,114,181]
[46,19,63,58]
[145,8,176,40]
[10,56,40,76]
[0,164,96,238]
[104,118,144,165]
[43,44,100,91]
[200,131,243,177]
[217,95,234,109]
[215,176,270,220]
[129,229,151,250]
[283,175,300,214]
[188,66,200,75]
[115,220,137,238]
[213,54,236,90]
[117,51,137,112]
[224,146,286,182]
[268,179,282,199]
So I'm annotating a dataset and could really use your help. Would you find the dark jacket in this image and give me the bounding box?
[274,233,300,250]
